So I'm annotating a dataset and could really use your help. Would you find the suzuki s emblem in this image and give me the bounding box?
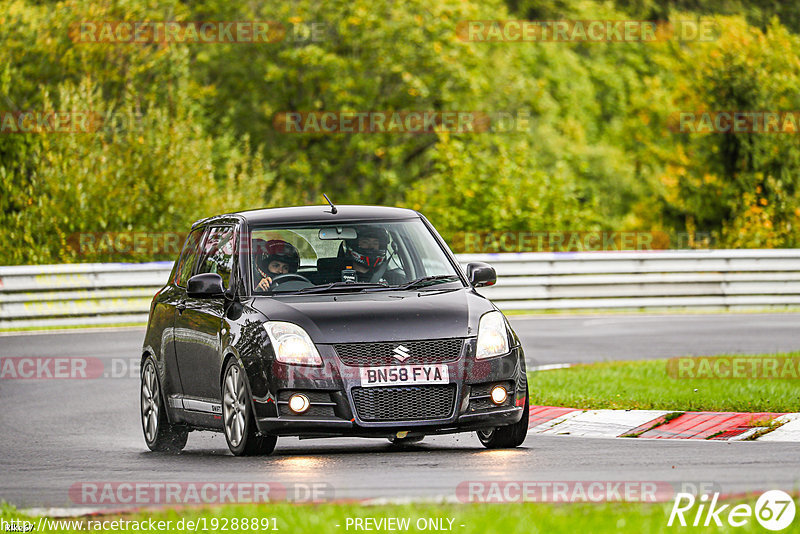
[392,345,411,362]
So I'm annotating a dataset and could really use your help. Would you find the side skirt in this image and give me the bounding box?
[167,395,224,431]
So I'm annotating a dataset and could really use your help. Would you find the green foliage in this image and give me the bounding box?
[0,0,273,263]
[2,0,800,264]
[405,134,594,239]
[654,17,800,247]
[614,0,800,34]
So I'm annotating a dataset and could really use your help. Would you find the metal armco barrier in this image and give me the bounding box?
[1,249,799,328]
[464,249,800,310]
[0,262,172,328]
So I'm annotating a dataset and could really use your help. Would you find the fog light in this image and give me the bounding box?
[490,385,508,405]
[288,393,310,414]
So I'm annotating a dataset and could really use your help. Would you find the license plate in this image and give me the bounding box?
[359,365,449,387]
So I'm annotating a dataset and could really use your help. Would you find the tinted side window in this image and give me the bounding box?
[175,228,206,287]
[196,226,236,289]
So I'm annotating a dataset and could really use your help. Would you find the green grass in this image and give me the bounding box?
[528,352,800,412]
[0,499,783,534]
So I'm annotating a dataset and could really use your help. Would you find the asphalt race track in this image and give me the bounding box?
[2,313,799,509]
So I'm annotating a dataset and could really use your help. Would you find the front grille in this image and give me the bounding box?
[351,385,456,421]
[335,339,463,366]
[278,403,336,418]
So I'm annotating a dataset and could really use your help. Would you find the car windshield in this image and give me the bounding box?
[247,219,463,295]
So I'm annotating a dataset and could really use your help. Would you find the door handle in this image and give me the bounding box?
[177,302,187,314]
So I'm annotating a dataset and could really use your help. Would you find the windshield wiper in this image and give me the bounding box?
[280,276,460,295]
[387,275,461,291]
[289,282,388,294]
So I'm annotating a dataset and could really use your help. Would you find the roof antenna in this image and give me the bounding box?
[323,193,337,214]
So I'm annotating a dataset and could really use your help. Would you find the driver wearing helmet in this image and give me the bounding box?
[254,239,300,291]
[340,226,403,284]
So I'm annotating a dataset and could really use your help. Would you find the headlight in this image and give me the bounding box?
[476,311,510,359]
[263,322,322,366]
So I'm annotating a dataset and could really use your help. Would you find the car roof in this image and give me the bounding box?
[193,205,421,228]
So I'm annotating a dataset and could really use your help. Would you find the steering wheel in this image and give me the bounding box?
[266,273,313,292]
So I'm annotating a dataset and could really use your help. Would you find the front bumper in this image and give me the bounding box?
[251,341,527,438]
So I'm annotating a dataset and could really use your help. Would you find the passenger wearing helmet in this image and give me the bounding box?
[254,239,300,291]
[340,226,403,284]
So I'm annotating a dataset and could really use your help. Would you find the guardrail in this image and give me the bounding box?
[0,262,172,328]
[2,249,799,328]
[462,249,800,310]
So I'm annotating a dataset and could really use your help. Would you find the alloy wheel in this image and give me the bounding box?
[141,361,160,444]
[223,365,247,447]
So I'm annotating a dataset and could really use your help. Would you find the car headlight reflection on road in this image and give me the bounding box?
[476,311,510,359]
[263,322,323,366]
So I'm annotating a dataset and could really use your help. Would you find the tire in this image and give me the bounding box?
[222,359,277,456]
[477,385,529,449]
[141,358,188,453]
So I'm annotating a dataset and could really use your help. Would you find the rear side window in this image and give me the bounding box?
[196,226,236,289]
[174,228,206,287]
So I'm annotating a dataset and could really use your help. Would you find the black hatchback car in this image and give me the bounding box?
[140,205,529,455]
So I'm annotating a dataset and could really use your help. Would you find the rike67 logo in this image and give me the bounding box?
[669,490,796,531]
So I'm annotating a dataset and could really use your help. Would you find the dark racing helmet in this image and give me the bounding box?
[257,239,300,274]
[343,226,389,270]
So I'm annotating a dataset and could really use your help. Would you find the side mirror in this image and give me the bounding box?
[466,262,496,288]
[187,273,225,298]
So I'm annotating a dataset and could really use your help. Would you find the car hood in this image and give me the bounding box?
[248,287,493,343]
